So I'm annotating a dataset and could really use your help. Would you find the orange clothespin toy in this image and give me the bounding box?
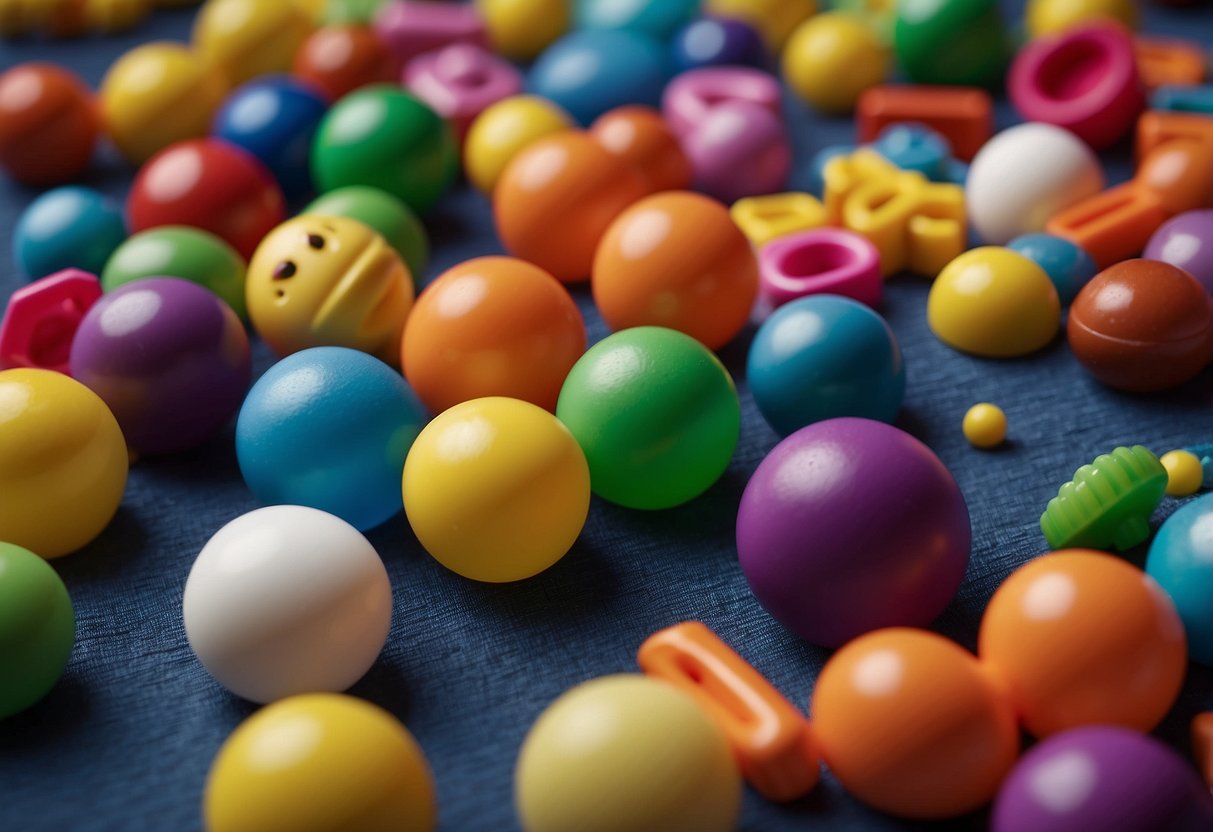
[1135,38,1206,92]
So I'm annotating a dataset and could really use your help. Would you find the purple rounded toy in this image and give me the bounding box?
[1144,209,1213,295]
[671,17,765,72]
[681,100,791,203]
[992,726,1213,832]
[662,66,782,138]
[70,277,251,455]
[736,417,970,648]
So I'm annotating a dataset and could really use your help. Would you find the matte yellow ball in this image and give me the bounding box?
[192,0,314,88]
[464,95,573,194]
[478,0,569,61]
[515,675,742,832]
[204,693,436,832]
[706,0,816,49]
[1161,450,1203,497]
[963,403,1007,449]
[1026,0,1138,38]
[402,396,590,582]
[782,12,890,114]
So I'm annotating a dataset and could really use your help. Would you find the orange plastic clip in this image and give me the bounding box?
[857,85,994,161]
[1046,182,1167,269]
[638,622,820,802]
[1136,111,1213,161]
[1135,38,1207,92]
[1194,712,1213,788]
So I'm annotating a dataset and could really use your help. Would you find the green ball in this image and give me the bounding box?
[556,327,741,510]
[324,0,387,24]
[101,226,247,319]
[311,86,458,216]
[306,186,429,284]
[0,542,74,719]
[894,0,1009,88]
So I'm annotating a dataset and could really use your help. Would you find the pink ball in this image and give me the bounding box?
[662,66,782,138]
[680,100,790,203]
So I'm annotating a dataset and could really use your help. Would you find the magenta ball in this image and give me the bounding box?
[680,99,791,203]
[1144,209,1213,295]
[736,417,970,647]
[992,726,1213,832]
[70,277,251,454]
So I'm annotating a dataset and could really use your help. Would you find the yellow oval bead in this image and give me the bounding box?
[464,95,573,194]
[1160,450,1203,497]
[963,403,1007,449]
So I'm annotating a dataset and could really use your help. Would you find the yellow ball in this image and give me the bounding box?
[1161,450,1203,497]
[83,0,152,33]
[782,12,890,114]
[402,397,590,582]
[516,675,742,832]
[927,247,1061,358]
[706,0,816,49]
[963,403,1007,449]
[1026,0,1138,38]
[192,0,314,88]
[464,95,573,194]
[0,369,128,559]
[478,0,569,61]
[204,693,436,832]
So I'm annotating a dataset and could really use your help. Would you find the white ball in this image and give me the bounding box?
[183,505,393,703]
[966,123,1104,245]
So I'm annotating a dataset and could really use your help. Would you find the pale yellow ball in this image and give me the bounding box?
[782,12,890,114]
[1026,0,1138,38]
[464,95,573,194]
[962,403,1006,449]
[479,0,569,61]
[1161,450,1203,497]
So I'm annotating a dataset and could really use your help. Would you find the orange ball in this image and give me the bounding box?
[0,63,99,186]
[978,549,1187,738]
[592,191,759,350]
[590,106,693,193]
[494,130,649,283]
[1134,138,1213,216]
[402,256,587,413]
[810,628,1018,819]
[292,25,393,103]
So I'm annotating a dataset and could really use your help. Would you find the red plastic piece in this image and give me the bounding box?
[0,63,99,186]
[1135,37,1206,92]
[856,86,993,162]
[0,268,102,374]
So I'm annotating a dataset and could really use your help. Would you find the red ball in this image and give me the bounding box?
[127,139,286,260]
[0,63,99,186]
[292,25,393,103]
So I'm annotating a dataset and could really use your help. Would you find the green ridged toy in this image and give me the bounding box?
[1040,446,1168,552]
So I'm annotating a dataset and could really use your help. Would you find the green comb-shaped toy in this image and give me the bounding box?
[1040,445,1168,552]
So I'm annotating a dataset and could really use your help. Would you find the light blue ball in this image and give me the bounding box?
[527,29,669,125]
[13,186,126,280]
[747,295,905,437]
[236,347,428,531]
[1146,492,1213,666]
[871,123,950,181]
[1007,233,1097,305]
[576,0,700,40]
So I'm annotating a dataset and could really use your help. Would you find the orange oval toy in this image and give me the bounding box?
[590,106,693,193]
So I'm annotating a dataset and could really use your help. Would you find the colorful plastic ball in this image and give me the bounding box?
[373,0,490,75]
[871,123,951,181]
[494,131,649,283]
[0,541,75,719]
[99,42,227,166]
[321,0,383,25]
[811,629,1018,819]
[992,726,1213,832]
[671,16,765,72]
[0,368,128,559]
[1144,210,1213,296]
[589,106,693,193]
[1160,450,1204,497]
[737,418,970,647]
[101,226,247,320]
[680,100,792,203]
[126,138,286,261]
[662,66,782,138]
[704,0,815,49]
[192,0,314,88]
[404,43,523,143]
[12,186,125,280]
[402,257,585,414]
[311,86,458,216]
[747,297,904,437]
[894,0,1009,87]
[783,12,889,114]
[479,0,570,61]
[292,24,394,102]
[402,397,590,583]
[1026,0,1138,38]
[1134,138,1213,217]
[1147,493,1213,666]
[0,63,99,186]
[237,347,426,532]
[963,403,1006,449]
[526,29,669,126]
[205,693,437,832]
[1007,233,1099,305]
[305,186,429,283]
[928,247,1061,358]
[463,94,573,194]
[183,506,393,704]
[592,191,757,349]
[979,549,1187,737]
[246,215,414,364]
[516,675,741,832]
[575,0,698,39]
[556,327,741,510]
[70,277,250,455]
[212,76,329,199]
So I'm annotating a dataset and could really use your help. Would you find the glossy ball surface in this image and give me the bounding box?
[737,418,970,647]
[1160,450,1204,497]
[292,24,394,102]
[0,63,98,186]
[783,12,890,114]
[1144,209,1213,295]
[305,186,429,281]
[705,0,816,49]
[479,0,570,61]
[0,542,74,719]
[1026,0,1138,38]
[402,397,590,583]
[589,106,692,193]
[463,94,573,194]
[205,693,436,832]
[237,347,427,532]
[183,506,393,703]
[671,16,765,72]
[894,0,1008,87]
[1147,493,1213,665]
[13,186,125,280]
[747,297,905,436]
[1007,233,1098,305]
[680,100,791,202]
[963,403,1006,448]
[576,0,698,38]
[0,368,128,559]
[192,0,314,88]
[516,675,741,832]
[404,43,524,142]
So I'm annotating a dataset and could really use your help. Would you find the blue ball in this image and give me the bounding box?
[1007,233,1097,305]
[236,347,428,531]
[1146,492,1213,666]
[871,123,951,181]
[671,16,765,72]
[577,0,699,39]
[13,186,126,280]
[747,295,906,437]
[528,30,669,125]
[212,76,329,199]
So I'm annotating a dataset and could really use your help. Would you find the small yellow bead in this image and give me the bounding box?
[1160,450,1203,497]
[963,403,1006,449]
[463,95,573,194]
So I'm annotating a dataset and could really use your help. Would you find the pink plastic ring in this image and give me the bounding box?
[759,228,882,310]
[0,268,102,374]
[1008,23,1145,151]
[661,67,783,139]
[404,43,522,142]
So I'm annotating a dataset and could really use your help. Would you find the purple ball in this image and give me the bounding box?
[681,100,791,203]
[671,17,765,72]
[736,417,970,647]
[1144,209,1213,295]
[992,726,1213,832]
[70,277,251,454]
